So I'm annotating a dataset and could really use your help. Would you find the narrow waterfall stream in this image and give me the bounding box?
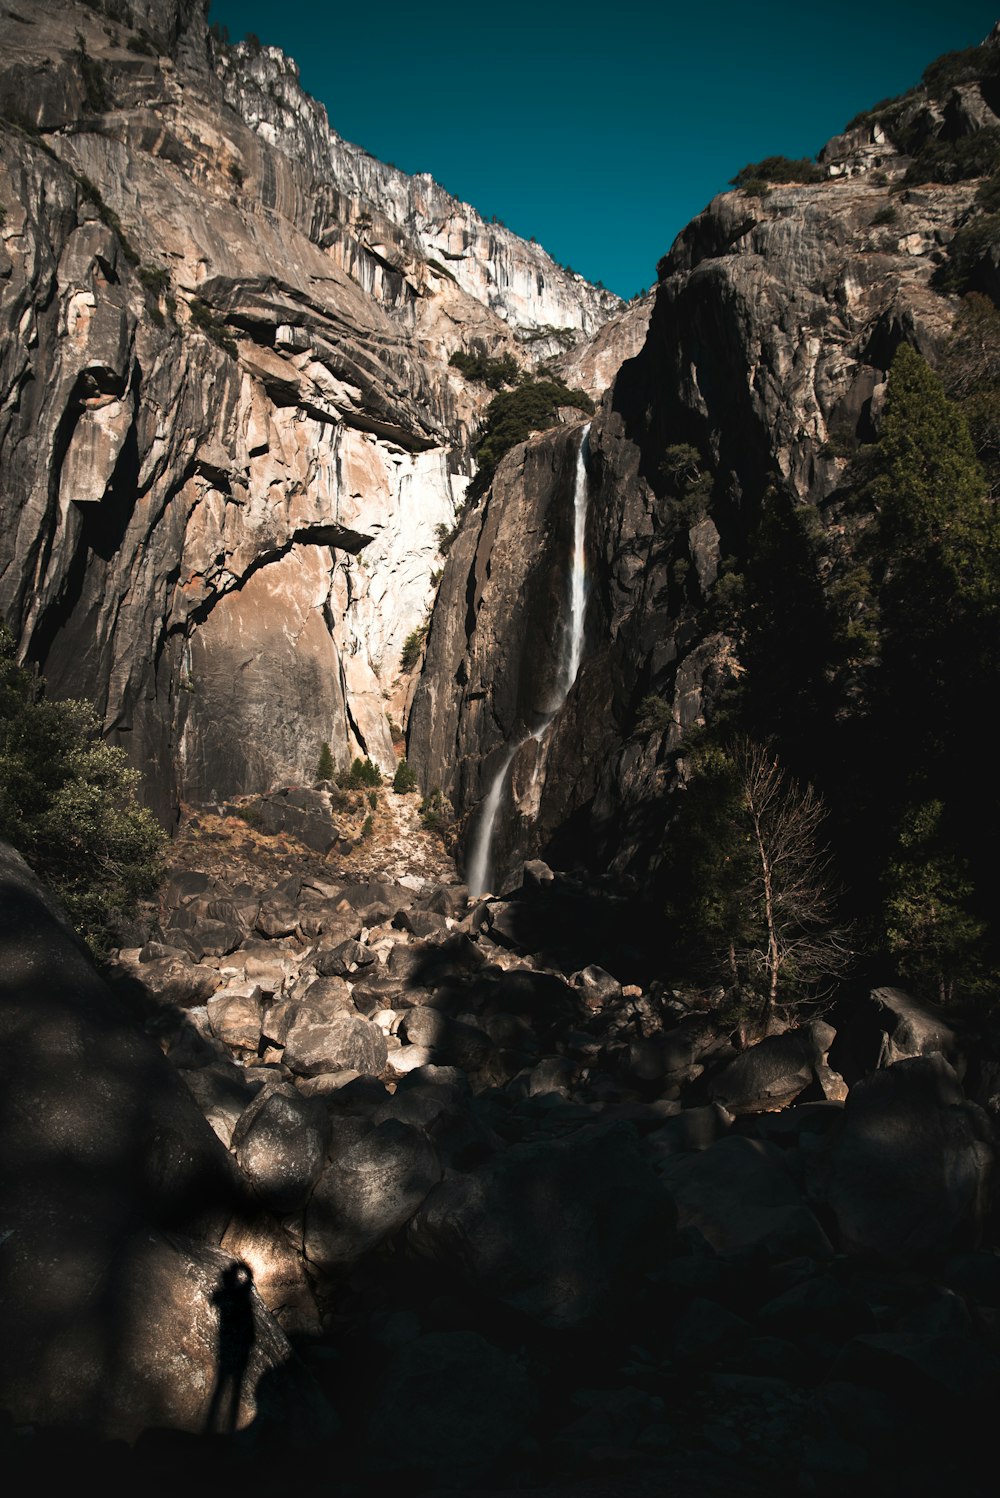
[466,423,591,897]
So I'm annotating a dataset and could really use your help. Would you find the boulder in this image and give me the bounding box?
[570,964,623,1010]
[399,1008,493,1071]
[206,989,262,1052]
[409,1122,673,1328]
[0,841,265,1438]
[305,1119,441,1268]
[656,1135,833,1261]
[709,1020,840,1114]
[315,937,375,976]
[831,986,962,1082]
[255,897,301,939]
[231,1085,329,1214]
[127,953,219,1009]
[283,1013,388,1078]
[220,1213,321,1337]
[179,1063,260,1148]
[813,1054,994,1264]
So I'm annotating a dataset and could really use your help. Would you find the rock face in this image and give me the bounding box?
[410,67,997,883]
[0,838,332,1444]
[0,0,621,821]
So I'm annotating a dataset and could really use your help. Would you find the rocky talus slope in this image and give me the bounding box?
[3,803,998,1491]
[0,0,625,820]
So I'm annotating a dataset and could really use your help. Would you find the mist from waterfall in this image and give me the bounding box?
[465,423,591,898]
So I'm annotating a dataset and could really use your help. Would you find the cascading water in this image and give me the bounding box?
[465,423,591,897]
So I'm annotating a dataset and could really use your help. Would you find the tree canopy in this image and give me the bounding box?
[0,628,164,951]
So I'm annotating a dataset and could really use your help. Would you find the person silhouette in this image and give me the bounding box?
[204,1260,256,1435]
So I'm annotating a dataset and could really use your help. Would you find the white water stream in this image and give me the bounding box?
[466,423,591,897]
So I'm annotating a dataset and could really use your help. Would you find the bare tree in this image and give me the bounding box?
[730,738,851,1031]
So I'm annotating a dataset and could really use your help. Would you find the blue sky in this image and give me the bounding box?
[209,1,1000,298]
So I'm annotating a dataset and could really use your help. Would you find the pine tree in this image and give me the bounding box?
[316,742,335,782]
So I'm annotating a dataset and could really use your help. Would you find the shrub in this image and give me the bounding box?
[0,627,165,952]
[635,694,671,736]
[922,44,1000,100]
[903,127,1000,187]
[316,742,335,782]
[400,619,429,672]
[392,759,418,794]
[448,350,521,389]
[368,789,378,809]
[871,204,898,226]
[471,378,594,496]
[419,786,453,833]
[361,813,374,840]
[336,757,381,790]
[730,157,824,188]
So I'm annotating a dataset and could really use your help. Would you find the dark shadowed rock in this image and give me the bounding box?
[305,1119,441,1268]
[656,1135,833,1261]
[709,1021,840,1114]
[409,1122,673,1327]
[365,1330,536,1476]
[399,1008,493,1071]
[231,1084,329,1213]
[813,1054,994,1264]
[831,986,962,1084]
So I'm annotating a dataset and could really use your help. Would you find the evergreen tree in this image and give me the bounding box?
[883,800,987,1004]
[0,628,165,951]
[316,741,335,782]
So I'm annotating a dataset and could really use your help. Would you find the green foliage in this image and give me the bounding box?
[419,786,453,834]
[400,618,429,672]
[921,44,1000,100]
[448,350,521,389]
[870,204,898,226]
[471,379,594,495]
[634,694,671,736]
[335,757,381,790]
[870,344,992,580]
[883,800,987,1003]
[730,157,824,189]
[392,759,419,794]
[0,628,165,951]
[360,813,374,840]
[943,293,1000,484]
[368,789,378,810]
[316,742,335,782]
[903,127,1000,187]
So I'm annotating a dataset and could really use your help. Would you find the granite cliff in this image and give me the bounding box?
[0,0,624,821]
[410,38,1000,891]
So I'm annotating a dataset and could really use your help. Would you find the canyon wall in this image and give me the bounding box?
[0,0,622,820]
[410,61,1000,887]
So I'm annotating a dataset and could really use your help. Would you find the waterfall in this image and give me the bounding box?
[466,423,591,897]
